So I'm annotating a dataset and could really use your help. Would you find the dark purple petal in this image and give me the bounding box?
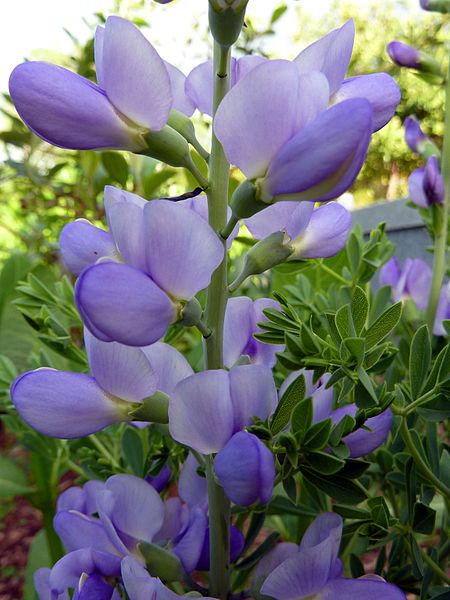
[331,405,393,458]
[9,62,143,151]
[423,155,444,204]
[169,370,235,453]
[290,202,351,259]
[77,574,115,600]
[84,329,157,402]
[141,342,193,395]
[214,432,275,506]
[264,99,373,203]
[101,17,172,130]
[59,220,118,276]
[321,577,406,599]
[105,474,165,544]
[294,20,355,94]
[404,116,427,153]
[196,525,245,571]
[408,168,428,208]
[11,370,127,438]
[75,262,176,347]
[387,41,420,69]
[173,507,208,573]
[333,73,400,131]
[146,464,172,492]
[143,200,224,299]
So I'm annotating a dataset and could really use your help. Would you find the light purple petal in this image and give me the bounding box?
[321,577,406,599]
[105,474,165,543]
[157,497,188,541]
[9,62,142,151]
[103,187,147,271]
[75,262,176,347]
[404,258,432,310]
[185,59,215,116]
[294,20,355,95]
[164,61,195,116]
[35,568,70,600]
[379,257,401,288]
[245,201,314,240]
[279,370,316,400]
[141,342,193,395]
[300,512,342,557]
[408,168,428,208]
[235,55,268,81]
[59,220,118,276]
[214,431,275,506]
[333,73,400,131]
[332,405,393,458]
[252,542,298,584]
[143,199,223,299]
[290,203,352,259]
[84,329,157,402]
[169,370,235,454]
[229,364,278,432]
[57,487,87,514]
[49,549,94,594]
[223,296,254,368]
[178,453,208,508]
[173,507,208,573]
[11,369,127,438]
[433,283,450,336]
[264,99,373,202]
[311,375,334,424]
[214,60,304,179]
[84,480,108,515]
[54,510,118,554]
[101,16,172,130]
[94,26,105,88]
[121,556,158,600]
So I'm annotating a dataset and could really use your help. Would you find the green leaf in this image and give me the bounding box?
[342,337,365,365]
[267,495,317,517]
[302,469,367,505]
[121,427,145,476]
[271,4,288,23]
[282,476,297,502]
[303,418,332,451]
[356,366,378,404]
[365,302,402,349]
[351,287,368,334]
[335,304,353,340]
[409,325,431,400]
[0,455,34,497]
[412,502,436,534]
[409,534,424,578]
[236,532,280,570]
[333,505,371,519]
[367,496,390,529]
[291,396,313,442]
[24,530,51,600]
[143,168,177,197]
[271,374,306,435]
[307,451,345,475]
[101,151,129,186]
[138,542,185,581]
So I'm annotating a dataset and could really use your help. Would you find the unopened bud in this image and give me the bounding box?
[141,124,193,169]
[387,41,443,79]
[420,0,450,13]
[129,391,170,424]
[208,0,249,47]
[230,179,268,219]
[178,297,203,327]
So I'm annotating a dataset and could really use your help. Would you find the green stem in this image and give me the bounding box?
[421,549,450,585]
[426,58,450,329]
[90,435,122,471]
[399,418,450,499]
[318,261,349,286]
[204,41,232,600]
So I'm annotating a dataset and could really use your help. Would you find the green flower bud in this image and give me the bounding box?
[420,0,450,13]
[230,179,270,219]
[208,0,249,47]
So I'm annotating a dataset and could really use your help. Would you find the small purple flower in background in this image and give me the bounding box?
[408,156,444,207]
[387,41,421,69]
[223,297,284,368]
[260,513,406,599]
[9,17,194,152]
[62,186,223,346]
[280,370,393,457]
[434,282,450,335]
[214,431,275,506]
[11,329,192,438]
[245,201,352,259]
[380,257,432,310]
[169,364,277,453]
[404,116,429,153]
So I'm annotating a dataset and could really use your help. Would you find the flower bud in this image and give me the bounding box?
[177,297,204,327]
[423,155,445,204]
[387,41,443,79]
[420,0,450,12]
[208,0,249,47]
[404,117,441,160]
[141,125,195,169]
[230,179,268,219]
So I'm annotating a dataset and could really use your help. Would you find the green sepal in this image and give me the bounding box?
[129,391,170,424]
[138,541,185,582]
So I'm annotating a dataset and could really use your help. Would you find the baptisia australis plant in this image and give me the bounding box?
[7,1,426,599]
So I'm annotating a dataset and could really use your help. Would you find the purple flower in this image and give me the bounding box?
[196,526,245,571]
[423,156,445,204]
[280,371,392,458]
[9,17,194,151]
[261,513,406,599]
[404,116,428,153]
[169,364,277,454]
[380,257,432,311]
[387,41,421,69]
[434,282,450,336]
[65,187,223,346]
[224,297,284,368]
[11,329,192,438]
[408,168,428,208]
[245,201,352,259]
[214,431,275,506]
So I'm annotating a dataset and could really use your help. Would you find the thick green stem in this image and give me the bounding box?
[204,41,232,600]
[426,59,450,329]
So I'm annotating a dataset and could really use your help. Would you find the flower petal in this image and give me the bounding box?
[214,431,275,506]
[84,329,157,402]
[294,20,355,95]
[332,405,393,458]
[404,259,432,310]
[300,512,342,557]
[101,16,172,130]
[143,200,223,299]
[321,577,406,599]
[265,99,373,202]
[229,364,278,432]
[49,549,94,594]
[290,203,352,259]
[185,59,215,116]
[333,73,400,131]
[121,556,158,600]
[57,487,87,514]
[164,61,195,116]
[94,26,106,88]
[75,262,176,347]
[214,60,303,179]
[173,507,208,573]
[59,220,118,276]
[141,342,194,395]
[245,201,314,240]
[178,453,208,508]
[9,62,142,151]
[408,168,428,208]
[169,370,234,454]
[78,573,116,600]
[223,296,254,368]
[54,511,117,554]
[105,474,165,544]
[379,257,401,288]
[252,543,298,585]
[11,370,126,438]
